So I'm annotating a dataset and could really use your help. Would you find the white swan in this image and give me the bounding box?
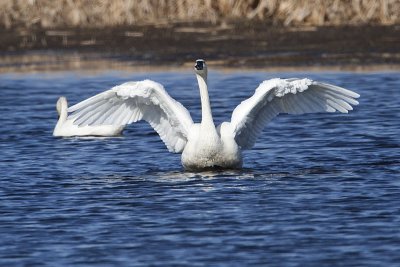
[67,59,359,170]
[53,96,124,137]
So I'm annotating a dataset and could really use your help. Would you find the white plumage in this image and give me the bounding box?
[66,59,360,170]
[230,78,359,149]
[53,96,124,137]
[68,80,193,152]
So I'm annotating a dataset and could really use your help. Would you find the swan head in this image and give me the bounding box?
[56,96,67,116]
[194,59,207,79]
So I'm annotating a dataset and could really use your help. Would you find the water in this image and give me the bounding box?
[0,70,399,266]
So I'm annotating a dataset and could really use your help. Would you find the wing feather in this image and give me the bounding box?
[229,78,359,150]
[73,100,108,125]
[97,103,121,125]
[68,80,193,153]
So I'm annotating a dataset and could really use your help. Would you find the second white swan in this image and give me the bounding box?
[53,96,124,137]
[67,59,359,170]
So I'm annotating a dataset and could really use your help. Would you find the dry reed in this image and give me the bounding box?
[0,0,399,29]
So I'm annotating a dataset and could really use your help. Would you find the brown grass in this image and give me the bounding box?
[1,0,399,29]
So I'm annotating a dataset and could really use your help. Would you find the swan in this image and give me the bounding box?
[53,96,124,137]
[67,59,359,170]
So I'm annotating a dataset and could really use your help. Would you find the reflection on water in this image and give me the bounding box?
[0,71,399,266]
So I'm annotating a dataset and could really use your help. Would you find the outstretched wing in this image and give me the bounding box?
[68,80,193,153]
[229,78,360,150]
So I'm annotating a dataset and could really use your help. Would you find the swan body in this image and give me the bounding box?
[181,122,242,170]
[53,97,124,137]
[67,59,360,170]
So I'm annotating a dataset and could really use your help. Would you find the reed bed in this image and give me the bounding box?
[1,0,399,29]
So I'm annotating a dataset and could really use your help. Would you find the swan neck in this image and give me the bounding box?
[58,100,68,123]
[196,73,214,127]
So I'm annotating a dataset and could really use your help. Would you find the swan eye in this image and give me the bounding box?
[195,60,204,70]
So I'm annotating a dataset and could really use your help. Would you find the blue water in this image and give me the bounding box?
[0,70,399,266]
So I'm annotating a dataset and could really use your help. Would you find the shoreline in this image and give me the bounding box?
[1,51,400,74]
[1,23,400,73]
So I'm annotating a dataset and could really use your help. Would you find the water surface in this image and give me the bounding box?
[0,71,399,266]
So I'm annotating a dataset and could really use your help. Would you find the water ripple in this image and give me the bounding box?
[0,71,399,266]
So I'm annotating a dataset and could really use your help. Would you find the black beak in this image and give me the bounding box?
[195,61,204,70]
